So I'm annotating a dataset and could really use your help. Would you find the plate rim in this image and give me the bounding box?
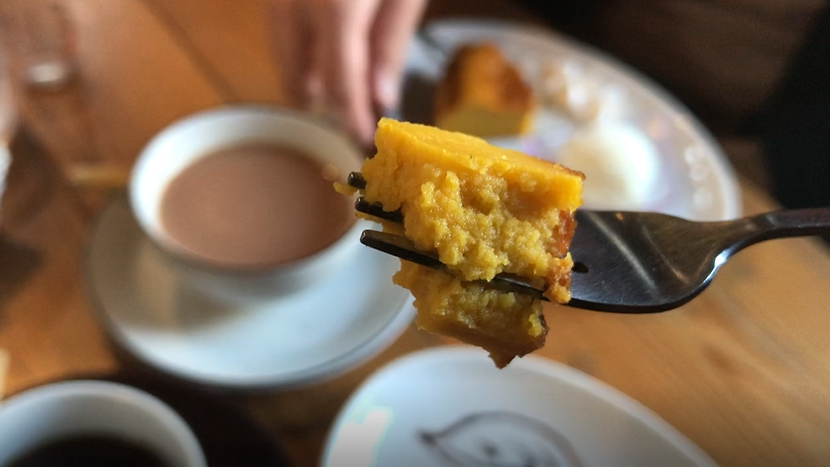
[83,195,416,393]
[322,346,718,467]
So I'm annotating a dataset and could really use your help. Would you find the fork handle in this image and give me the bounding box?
[748,207,830,243]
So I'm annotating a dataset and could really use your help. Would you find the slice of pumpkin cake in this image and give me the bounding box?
[359,118,584,366]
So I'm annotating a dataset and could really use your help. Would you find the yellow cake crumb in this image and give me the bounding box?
[333,181,358,196]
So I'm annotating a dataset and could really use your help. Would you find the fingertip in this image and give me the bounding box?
[356,117,377,148]
[374,68,400,112]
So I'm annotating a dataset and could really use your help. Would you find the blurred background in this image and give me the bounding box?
[1,0,829,466]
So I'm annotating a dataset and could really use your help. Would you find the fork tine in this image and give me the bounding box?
[349,171,404,223]
[359,230,549,301]
[360,230,442,269]
[347,172,366,190]
[355,197,404,223]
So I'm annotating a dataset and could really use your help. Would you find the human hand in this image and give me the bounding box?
[268,0,427,146]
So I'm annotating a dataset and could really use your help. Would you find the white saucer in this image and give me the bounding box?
[322,347,716,467]
[403,20,741,221]
[85,198,415,391]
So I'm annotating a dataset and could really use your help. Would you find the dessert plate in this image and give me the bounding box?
[403,19,741,221]
[85,198,415,391]
[322,347,717,467]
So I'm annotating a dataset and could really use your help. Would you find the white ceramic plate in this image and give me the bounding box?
[85,199,415,391]
[322,347,716,467]
[402,20,741,221]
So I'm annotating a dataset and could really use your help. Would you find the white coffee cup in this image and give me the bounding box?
[130,106,368,302]
[0,380,206,467]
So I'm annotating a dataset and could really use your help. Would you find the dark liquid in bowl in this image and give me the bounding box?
[6,435,171,467]
[160,145,354,269]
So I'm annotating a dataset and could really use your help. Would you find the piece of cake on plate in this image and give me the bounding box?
[434,44,535,138]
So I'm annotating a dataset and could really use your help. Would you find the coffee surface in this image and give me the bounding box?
[6,435,170,467]
[160,145,353,268]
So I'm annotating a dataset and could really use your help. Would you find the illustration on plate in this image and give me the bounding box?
[420,411,585,467]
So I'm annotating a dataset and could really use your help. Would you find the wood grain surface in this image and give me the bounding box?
[1,1,829,466]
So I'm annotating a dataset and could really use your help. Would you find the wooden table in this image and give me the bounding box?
[2,1,830,466]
